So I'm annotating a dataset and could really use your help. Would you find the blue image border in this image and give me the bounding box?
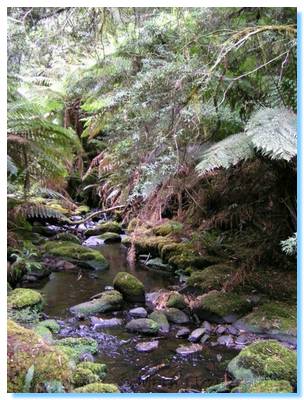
[11,10,303,400]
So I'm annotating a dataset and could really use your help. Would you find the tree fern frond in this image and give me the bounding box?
[245,107,297,161]
[196,133,254,175]
[15,203,67,221]
[7,155,18,176]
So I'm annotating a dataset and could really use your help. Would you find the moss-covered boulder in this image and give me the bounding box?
[8,288,43,310]
[234,301,297,346]
[72,367,100,387]
[77,362,107,379]
[168,254,221,270]
[227,340,297,386]
[51,232,81,244]
[126,318,159,334]
[34,325,53,344]
[187,264,235,293]
[55,337,98,362]
[113,272,145,302]
[84,221,122,237]
[232,380,293,393]
[152,221,183,236]
[70,290,123,316]
[73,383,120,393]
[166,292,187,310]
[98,232,121,243]
[43,241,108,270]
[37,319,60,334]
[130,236,175,258]
[7,320,72,393]
[192,291,253,323]
[149,310,170,333]
[165,308,190,324]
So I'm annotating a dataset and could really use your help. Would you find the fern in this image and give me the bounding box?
[196,107,297,175]
[15,203,67,221]
[281,232,297,255]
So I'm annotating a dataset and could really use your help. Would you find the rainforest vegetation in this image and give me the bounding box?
[7,7,297,394]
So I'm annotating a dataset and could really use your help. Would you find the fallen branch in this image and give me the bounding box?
[65,204,126,225]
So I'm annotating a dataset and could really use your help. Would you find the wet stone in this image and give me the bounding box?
[90,316,123,329]
[201,321,212,333]
[200,334,210,344]
[176,327,190,339]
[129,307,148,318]
[165,308,190,324]
[227,325,239,335]
[217,335,234,346]
[216,325,226,335]
[176,343,203,356]
[135,340,159,352]
[189,328,206,343]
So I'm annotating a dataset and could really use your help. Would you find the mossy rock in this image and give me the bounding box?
[7,320,72,393]
[126,318,159,334]
[77,362,107,379]
[227,340,297,386]
[152,221,183,236]
[72,367,100,387]
[8,288,43,310]
[127,218,141,232]
[149,310,170,333]
[113,272,145,302]
[43,241,109,270]
[73,383,120,393]
[52,232,81,244]
[193,291,253,323]
[98,232,121,243]
[85,221,122,236]
[145,257,173,273]
[164,308,190,324]
[37,319,60,334]
[131,236,175,258]
[55,337,98,360]
[232,380,293,393]
[234,301,297,345]
[34,325,53,344]
[168,253,222,270]
[166,292,187,310]
[70,290,123,316]
[187,264,235,293]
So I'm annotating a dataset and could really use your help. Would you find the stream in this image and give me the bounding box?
[24,240,238,393]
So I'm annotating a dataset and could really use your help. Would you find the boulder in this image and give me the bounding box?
[135,340,159,352]
[8,288,43,310]
[55,337,98,362]
[70,290,123,316]
[152,221,183,236]
[84,221,122,237]
[217,335,234,346]
[164,308,190,324]
[129,307,147,318]
[125,318,159,334]
[227,340,297,386]
[113,272,145,302]
[187,264,235,293]
[149,310,170,333]
[166,292,187,310]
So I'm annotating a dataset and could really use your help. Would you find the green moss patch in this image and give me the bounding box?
[69,290,123,316]
[8,288,42,309]
[166,292,186,309]
[233,380,293,393]
[187,264,235,293]
[113,272,145,302]
[73,383,120,393]
[152,221,183,236]
[37,319,60,334]
[98,232,121,243]
[55,337,98,358]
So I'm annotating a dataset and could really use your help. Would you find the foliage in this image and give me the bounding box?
[281,232,297,255]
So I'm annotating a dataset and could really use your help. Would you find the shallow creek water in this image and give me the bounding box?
[26,242,238,393]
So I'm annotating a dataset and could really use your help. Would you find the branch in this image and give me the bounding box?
[65,204,126,225]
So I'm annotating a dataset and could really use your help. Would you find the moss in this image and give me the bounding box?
[193,291,252,322]
[52,232,81,244]
[233,380,293,393]
[130,236,175,257]
[7,320,72,393]
[43,241,109,270]
[55,337,98,357]
[168,253,222,270]
[37,319,60,334]
[227,340,297,386]
[74,205,90,215]
[8,306,41,325]
[85,221,122,236]
[125,318,159,334]
[8,288,42,309]
[166,292,186,309]
[72,367,100,387]
[77,362,107,379]
[127,218,141,232]
[149,311,170,333]
[70,290,123,316]
[98,232,121,243]
[152,221,183,236]
[34,325,53,343]
[73,383,120,393]
[113,272,145,302]
[187,264,235,293]
[160,242,192,263]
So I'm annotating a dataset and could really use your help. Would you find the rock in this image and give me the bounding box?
[145,257,173,272]
[72,362,106,387]
[149,310,170,333]
[43,241,109,270]
[105,285,114,291]
[125,318,159,334]
[113,272,145,302]
[84,221,122,237]
[55,337,98,363]
[8,288,43,310]
[234,301,297,346]
[176,327,190,338]
[34,325,53,343]
[129,236,175,258]
[227,325,239,335]
[164,308,190,324]
[216,325,227,335]
[135,340,159,352]
[217,335,234,346]
[166,292,187,309]
[32,223,60,237]
[37,319,60,333]
[129,307,147,318]
[200,334,210,344]
[232,380,293,393]
[98,232,121,243]
[73,383,120,393]
[187,264,235,293]
[234,333,253,345]
[189,328,206,342]
[70,290,123,316]
[82,236,104,246]
[51,232,81,244]
[176,343,203,356]
[201,321,212,332]
[152,221,183,236]
[192,291,253,323]
[77,362,107,378]
[90,316,123,328]
[227,340,297,386]
[7,320,72,393]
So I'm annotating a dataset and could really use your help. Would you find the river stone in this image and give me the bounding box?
[166,292,187,310]
[227,325,239,335]
[98,232,121,244]
[164,308,190,324]
[125,318,159,334]
[129,307,148,318]
[113,272,145,302]
[70,290,123,316]
[90,316,123,328]
[217,334,234,346]
[149,310,170,333]
[176,343,203,356]
[201,321,212,333]
[82,236,104,247]
[189,328,206,343]
[135,340,159,352]
[227,340,297,386]
[145,258,173,272]
[176,327,190,338]
[200,334,210,344]
[216,325,227,335]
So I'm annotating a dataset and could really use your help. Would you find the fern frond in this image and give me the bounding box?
[7,155,18,176]
[15,203,67,221]
[281,232,297,255]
